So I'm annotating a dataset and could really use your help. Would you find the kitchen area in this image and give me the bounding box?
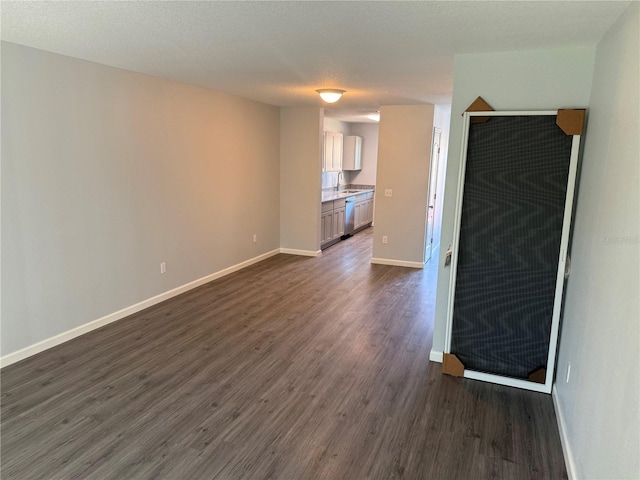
[280,104,447,266]
[320,112,379,250]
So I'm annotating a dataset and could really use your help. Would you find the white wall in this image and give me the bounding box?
[346,123,379,186]
[554,4,639,479]
[372,104,434,266]
[432,46,596,355]
[279,107,323,254]
[323,117,350,134]
[1,42,281,357]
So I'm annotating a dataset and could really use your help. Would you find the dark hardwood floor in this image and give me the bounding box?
[1,228,567,479]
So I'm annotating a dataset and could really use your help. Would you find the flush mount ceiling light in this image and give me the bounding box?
[316,89,346,103]
[367,112,381,122]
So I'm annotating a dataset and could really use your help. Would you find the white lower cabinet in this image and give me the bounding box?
[354,192,374,230]
[365,193,374,224]
[321,199,346,249]
[333,207,345,239]
[321,210,333,244]
[354,202,363,229]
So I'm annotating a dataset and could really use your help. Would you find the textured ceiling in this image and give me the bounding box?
[0,1,630,116]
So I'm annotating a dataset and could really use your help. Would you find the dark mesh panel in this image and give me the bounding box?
[451,115,572,379]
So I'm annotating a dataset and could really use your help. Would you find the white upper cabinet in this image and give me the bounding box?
[342,135,363,171]
[323,131,343,172]
[332,133,343,171]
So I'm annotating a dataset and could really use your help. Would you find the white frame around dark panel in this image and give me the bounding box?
[444,110,581,394]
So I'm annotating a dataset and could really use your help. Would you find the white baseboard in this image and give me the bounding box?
[552,385,577,480]
[429,349,443,363]
[371,257,424,269]
[279,248,321,257]
[0,248,281,369]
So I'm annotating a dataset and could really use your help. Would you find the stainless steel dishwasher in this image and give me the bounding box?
[343,196,356,238]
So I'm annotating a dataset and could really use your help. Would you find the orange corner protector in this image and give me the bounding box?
[464,96,494,123]
[442,353,465,377]
[556,109,586,135]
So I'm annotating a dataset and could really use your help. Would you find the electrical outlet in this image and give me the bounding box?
[160,262,166,274]
[384,189,393,197]
[566,364,571,383]
[253,234,257,243]
[382,235,388,244]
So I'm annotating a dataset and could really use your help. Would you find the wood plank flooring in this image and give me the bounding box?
[1,228,567,479]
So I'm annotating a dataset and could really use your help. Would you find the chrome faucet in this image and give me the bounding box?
[336,171,343,191]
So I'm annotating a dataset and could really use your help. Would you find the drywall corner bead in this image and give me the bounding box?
[464,96,494,123]
[556,109,587,135]
[442,353,465,377]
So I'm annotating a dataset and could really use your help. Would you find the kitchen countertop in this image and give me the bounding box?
[321,188,375,202]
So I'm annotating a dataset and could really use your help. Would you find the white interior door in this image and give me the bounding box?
[425,128,442,262]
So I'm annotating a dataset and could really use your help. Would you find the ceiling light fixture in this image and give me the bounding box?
[367,112,380,122]
[316,89,346,103]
